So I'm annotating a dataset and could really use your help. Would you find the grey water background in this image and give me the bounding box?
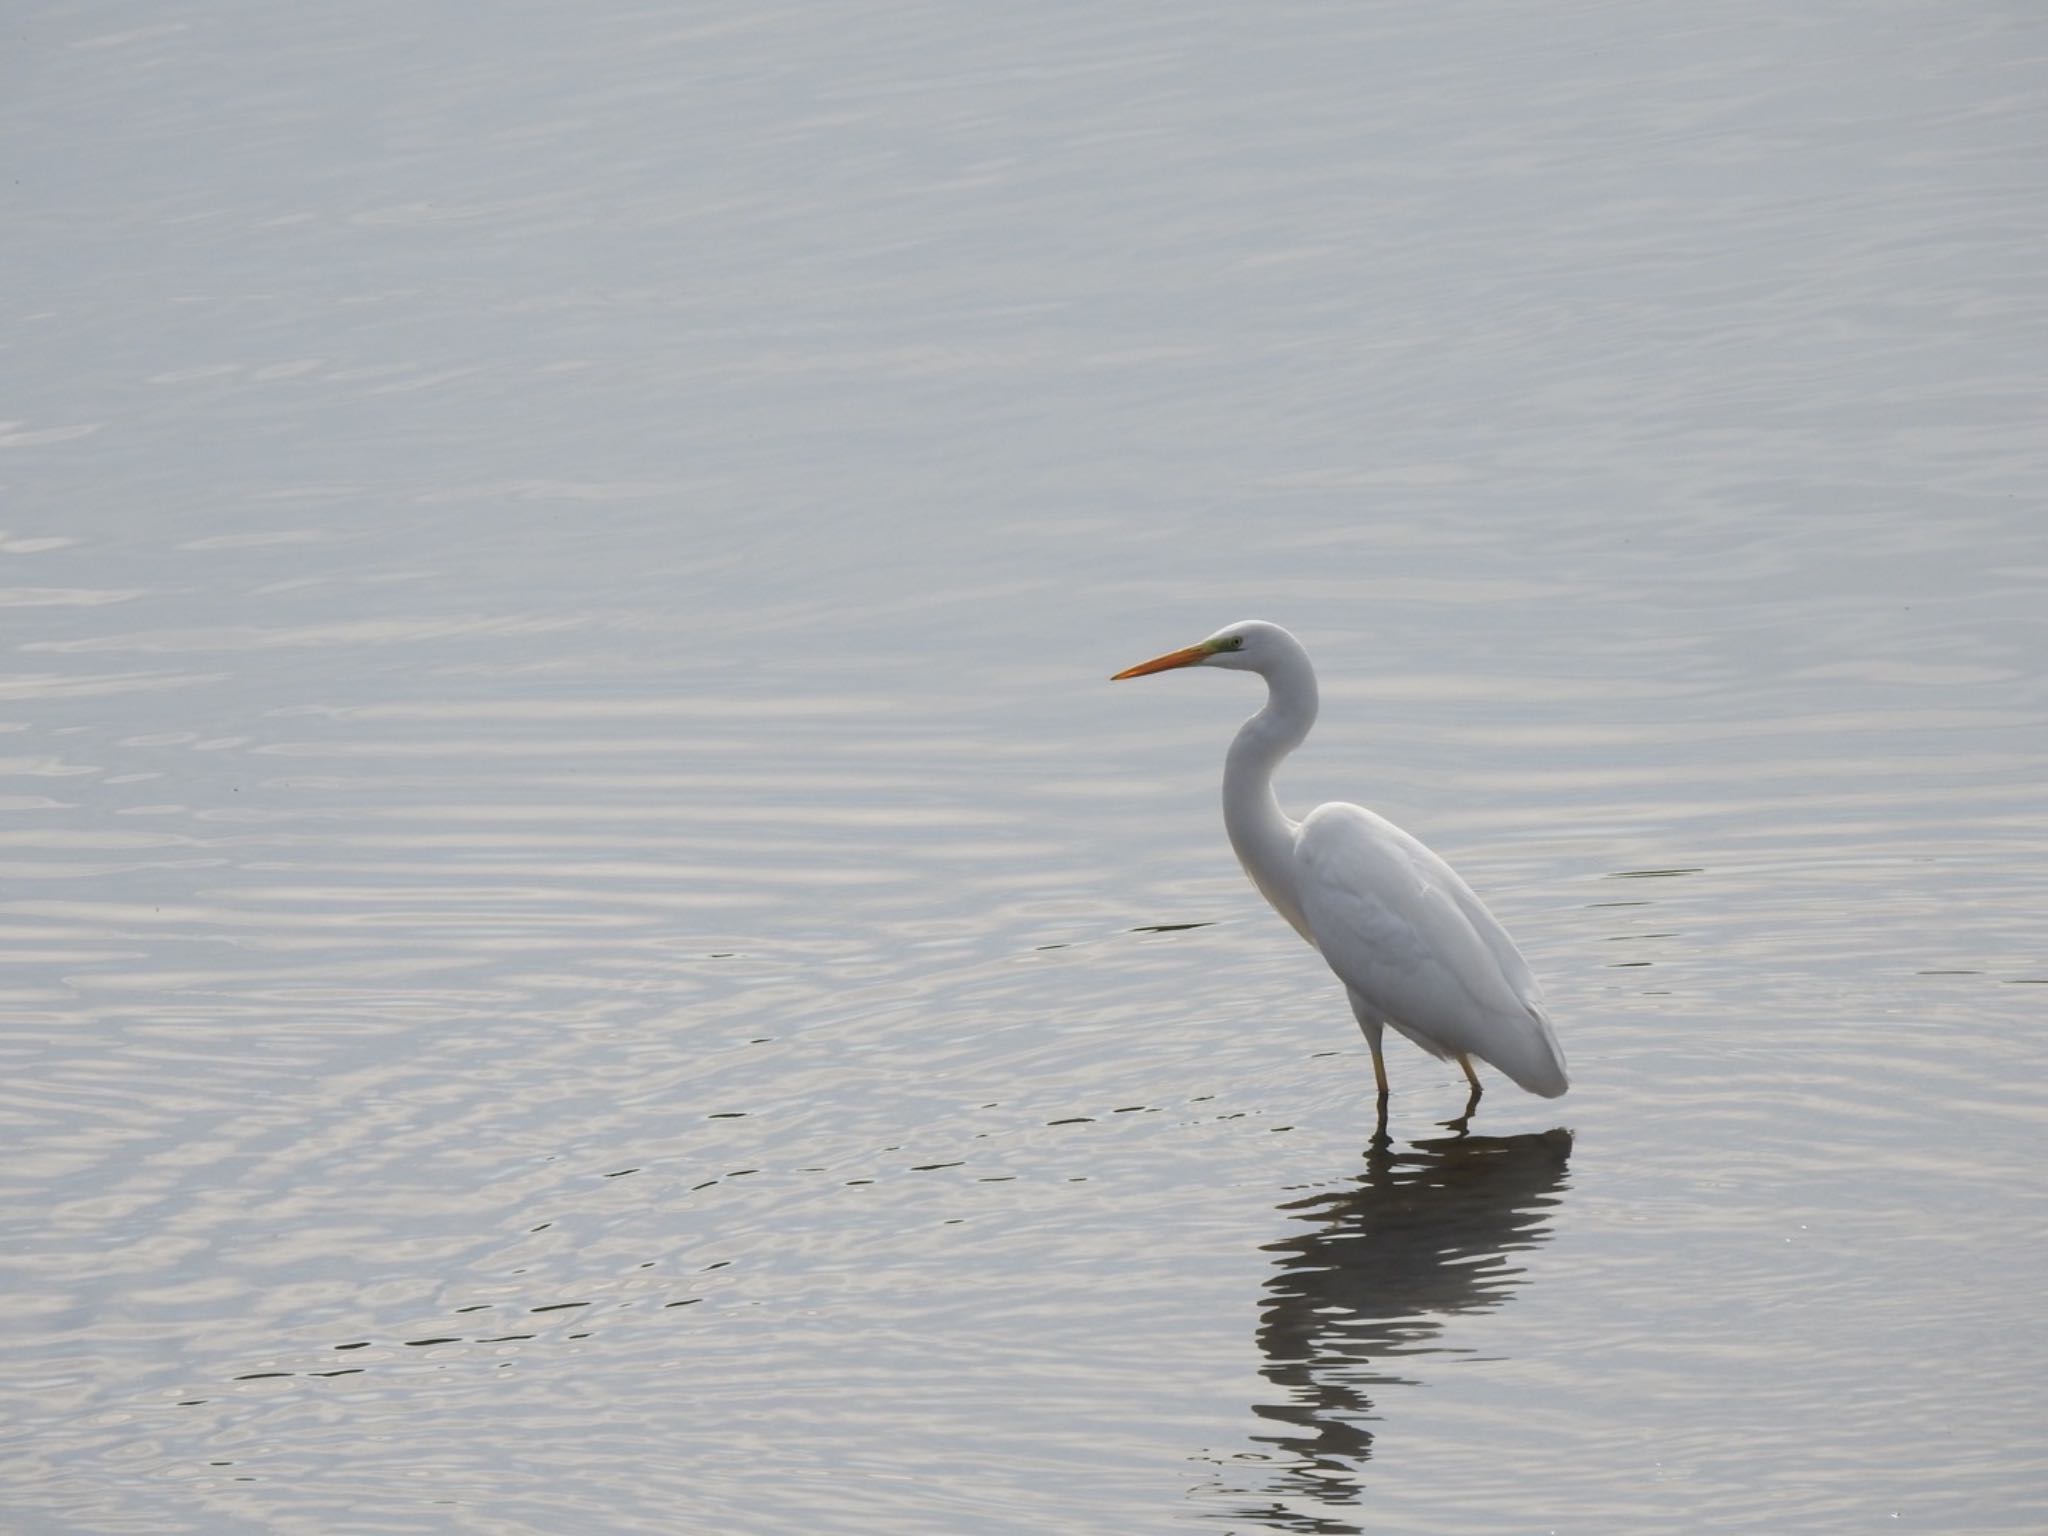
[5,2,2046,1531]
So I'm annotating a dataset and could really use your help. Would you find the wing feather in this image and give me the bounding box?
[1294,803,1568,1097]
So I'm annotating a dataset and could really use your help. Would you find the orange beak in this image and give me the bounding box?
[1111,643,1210,680]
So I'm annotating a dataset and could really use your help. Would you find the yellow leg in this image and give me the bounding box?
[1349,999,1390,1103]
[1441,1051,1484,1133]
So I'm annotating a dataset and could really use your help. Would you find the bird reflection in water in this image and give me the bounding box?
[1200,1118,1573,1532]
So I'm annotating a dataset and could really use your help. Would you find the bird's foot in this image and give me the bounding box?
[1438,1081,1483,1135]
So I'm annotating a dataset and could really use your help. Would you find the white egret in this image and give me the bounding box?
[1113,620,1567,1107]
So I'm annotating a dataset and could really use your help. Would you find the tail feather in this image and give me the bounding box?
[1492,1002,1569,1098]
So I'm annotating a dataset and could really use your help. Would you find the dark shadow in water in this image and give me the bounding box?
[1199,1121,1573,1533]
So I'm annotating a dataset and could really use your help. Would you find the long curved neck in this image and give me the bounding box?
[1223,644,1318,941]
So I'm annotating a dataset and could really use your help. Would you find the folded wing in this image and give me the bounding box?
[1294,802,1568,1097]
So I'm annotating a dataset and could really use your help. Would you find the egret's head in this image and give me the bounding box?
[1111,620,1287,679]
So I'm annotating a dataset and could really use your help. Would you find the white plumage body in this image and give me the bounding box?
[1293,802,1568,1097]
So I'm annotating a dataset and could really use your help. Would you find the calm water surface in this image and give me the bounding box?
[5,3,2046,1532]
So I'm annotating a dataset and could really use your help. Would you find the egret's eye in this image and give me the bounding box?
[1227,636,1245,650]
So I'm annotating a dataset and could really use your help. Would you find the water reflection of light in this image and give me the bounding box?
[1205,1125,1573,1532]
